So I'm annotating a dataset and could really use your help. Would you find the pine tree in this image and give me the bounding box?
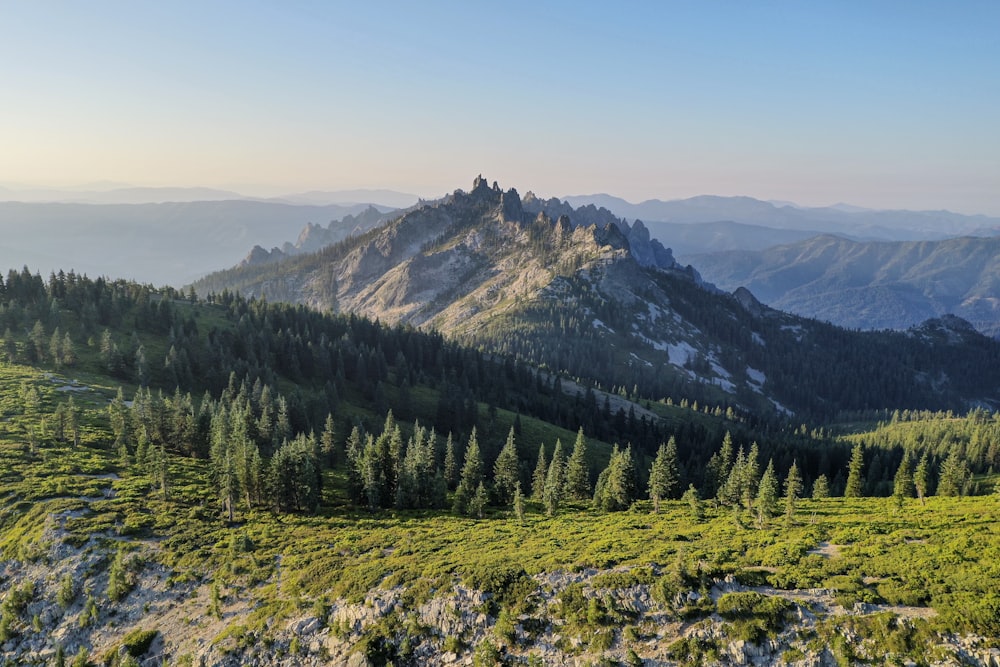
[61,331,76,367]
[564,427,591,501]
[531,443,548,502]
[443,433,458,490]
[453,428,484,514]
[845,444,865,497]
[513,482,526,524]
[345,426,364,503]
[812,474,830,499]
[682,484,703,522]
[647,437,679,513]
[937,448,969,497]
[707,431,735,497]
[469,481,489,519]
[493,427,520,505]
[913,451,931,504]
[543,439,565,516]
[320,413,336,469]
[783,460,803,521]
[893,451,914,503]
[754,459,779,527]
[593,444,636,512]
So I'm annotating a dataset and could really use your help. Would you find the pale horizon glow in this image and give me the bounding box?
[2,2,999,216]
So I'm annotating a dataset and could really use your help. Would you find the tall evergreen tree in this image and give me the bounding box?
[320,413,336,469]
[937,448,970,497]
[647,437,679,513]
[913,451,931,504]
[543,439,565,516]
[844,444,866,498]
[443,433,458,490]
[754,459,779,526]
[783,460,803,521]
[893,451,914,502]
[593,444,636,512]
[453,428,484,515]
[812,474,830,499]
[564,427,591,501]
[493,426,520,505]
[531,443,548,502]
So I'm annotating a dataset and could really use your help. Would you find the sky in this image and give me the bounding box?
[2,1,999,214]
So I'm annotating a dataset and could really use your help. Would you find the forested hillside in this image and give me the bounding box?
[1,266,999,665]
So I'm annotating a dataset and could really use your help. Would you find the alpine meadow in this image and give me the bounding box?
[2,3,1000,666]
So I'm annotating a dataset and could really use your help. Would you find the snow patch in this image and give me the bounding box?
[747,367,766,385]
[666,341,697,367]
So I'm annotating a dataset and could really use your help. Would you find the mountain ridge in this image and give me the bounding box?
[690,234,1000,337]
[193,176,1000,419]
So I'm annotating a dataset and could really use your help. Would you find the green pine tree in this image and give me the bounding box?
[492,426,520,505]
[812,474,830,499]
[531,443,548,502]
[845,444,866,498]
[913,451,931,504]
[543,439,565,516]
[783,460,803,521]
[755,459,779,527]
[647,437,679,513]
[453,428,484,515]
[563,427,591,501]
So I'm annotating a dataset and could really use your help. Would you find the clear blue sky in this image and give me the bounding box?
[2,1,998,213]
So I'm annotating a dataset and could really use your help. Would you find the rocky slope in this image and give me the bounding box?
[4,511,998,667]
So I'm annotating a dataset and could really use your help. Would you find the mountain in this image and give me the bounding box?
[0,184,252,204]
[563,194,1000,242]
[194,177,1000,419]
[689,235,1000,337]
[0,200,396,286]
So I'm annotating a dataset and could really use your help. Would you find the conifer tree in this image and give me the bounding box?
[453,428,484,514]
[443,433,458,490]
[754,459,779,526]
[531,443,548,502]
[320,413,336,469]
[648,437,679,512]
[469,481,489,519]
[937,448,969,497]
[707,431,735,497]
[812,474,830,499]
[783,460,803,521]
[893,451,914,502]
[845,444,865,497]
[593,444,636,512]
[682,484,703,522]
[345,426,364,503]
[564,427,591,501]
[543,439,565,516]
[493,426,520,505]
[513,482,526,524]
[913,451,931,504]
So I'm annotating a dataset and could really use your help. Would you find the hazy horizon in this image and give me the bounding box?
[3,2,999,216]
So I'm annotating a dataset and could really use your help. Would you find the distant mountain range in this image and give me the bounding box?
[689,235,1000,337]
[192,176,1000,418]
[0,184,420,208]
[0,200,396,286]
[563,194,1000,242]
